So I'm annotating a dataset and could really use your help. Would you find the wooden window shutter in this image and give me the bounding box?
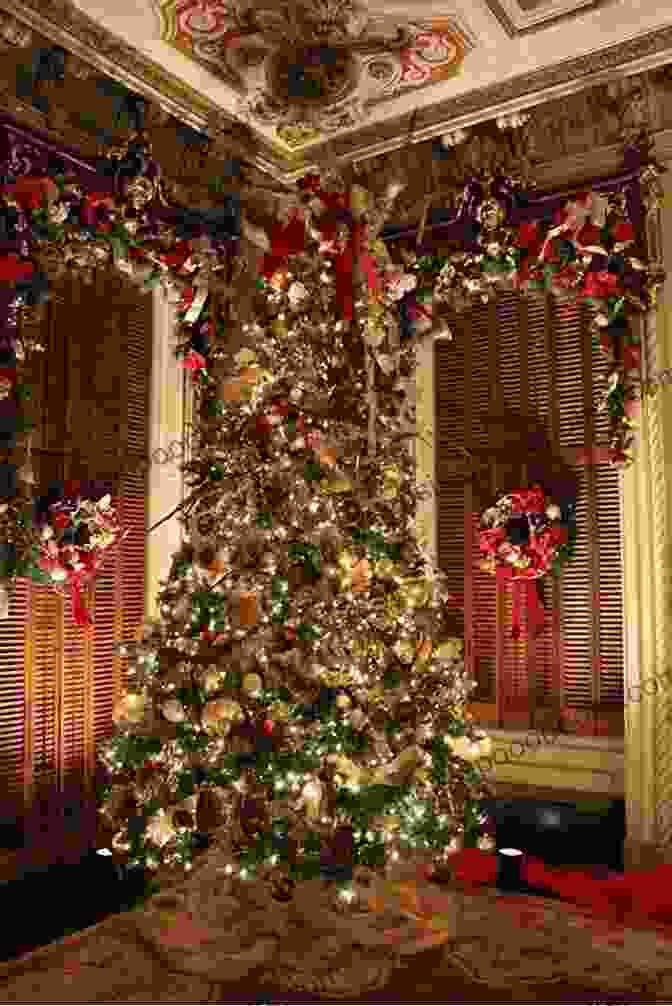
[0,272,152,866]
[435,290,624,737]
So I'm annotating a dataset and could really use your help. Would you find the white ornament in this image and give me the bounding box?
[301,778,323,821]
[350,708,367,730]
[146,809,176,848]
[162,698,187,723]
[545,503,562,521]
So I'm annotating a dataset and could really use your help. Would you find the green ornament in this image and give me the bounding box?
[304,462,322,482]
[297,622,320,642]
[209,464,224,480]
[256,511,273,529]
[272,575,289,597]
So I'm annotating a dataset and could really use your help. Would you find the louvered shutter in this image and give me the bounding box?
[0,272,151,865]
[435,290,624,736]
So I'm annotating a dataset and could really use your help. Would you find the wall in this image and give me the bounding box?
[145,288,190,619]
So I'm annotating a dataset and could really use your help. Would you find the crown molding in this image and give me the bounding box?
[302,26,672,172]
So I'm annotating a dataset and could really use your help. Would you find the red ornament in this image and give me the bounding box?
[201,629,216,643]
[263,719,275,735]
[52,512,73,531]
[255,415,273,435]
[285,625,296,642]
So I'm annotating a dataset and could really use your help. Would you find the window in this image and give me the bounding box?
[435,290,624,736]
[0,272,151,866]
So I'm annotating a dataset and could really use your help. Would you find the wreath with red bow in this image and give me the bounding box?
[478,485,576,638]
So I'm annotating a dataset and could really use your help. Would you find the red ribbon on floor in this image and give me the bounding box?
[497,568,545,639]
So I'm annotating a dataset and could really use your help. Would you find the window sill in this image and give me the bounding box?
[486,727,624,753]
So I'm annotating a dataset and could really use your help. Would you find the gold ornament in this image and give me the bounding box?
[319,668,353,688]
[112,690,147,725]
[242,672,263,695]
[393,639,416,665]
[329,753,365,786]
[335,692,352,710]
[350,184,370,217]
[374,558,397,580]
[269,700,291,721]
[398,577,433,609]
[381,815,401,831]
[445,734,492,762]
[234,348,257,368]
[202,698,243,735]
[384,591,406,623]
[435,638,463,662]
[367,686,386,707]
[271,318,289,339]
[203,668,224,694]
[319,475,352,495]
[381,464,401,499]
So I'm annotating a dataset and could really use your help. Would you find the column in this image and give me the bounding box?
[622,165,672,867]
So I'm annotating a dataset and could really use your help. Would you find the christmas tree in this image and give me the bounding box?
[98,166,493,900]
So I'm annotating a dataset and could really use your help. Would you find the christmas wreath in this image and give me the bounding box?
[35,487,123,625]
[0,480,123,625]
[478,485,576,638]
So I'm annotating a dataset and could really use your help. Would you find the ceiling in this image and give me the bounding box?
[6,0,672,180]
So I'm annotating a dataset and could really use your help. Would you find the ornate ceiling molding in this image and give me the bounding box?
[1,0,672,181]
[0,0,290,180]
[483,0,613,38]
[304,24,672,171]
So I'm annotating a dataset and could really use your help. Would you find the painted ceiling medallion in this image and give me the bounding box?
[155,1,471,148]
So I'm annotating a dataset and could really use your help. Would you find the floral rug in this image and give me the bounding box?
[2,846,672,1003]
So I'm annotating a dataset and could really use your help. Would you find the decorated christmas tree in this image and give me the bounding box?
[97,165,493,899]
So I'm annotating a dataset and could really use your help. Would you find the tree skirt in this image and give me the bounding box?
[2,852,672,1003]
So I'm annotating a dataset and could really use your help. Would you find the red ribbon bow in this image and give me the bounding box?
[496,567,545,639]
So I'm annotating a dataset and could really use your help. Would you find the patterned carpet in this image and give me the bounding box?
[1,844,671,1003]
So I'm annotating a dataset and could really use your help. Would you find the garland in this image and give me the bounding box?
[478,486,576,639]
[403,186,664,466]
[0,129,242,619]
